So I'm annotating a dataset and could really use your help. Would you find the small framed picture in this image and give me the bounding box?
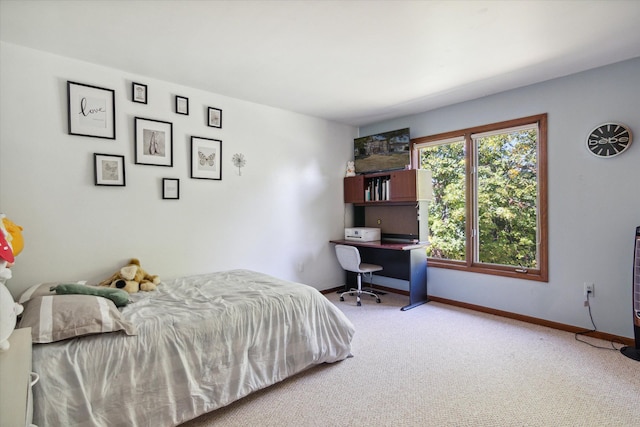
[162,178,180,200]
[94,153,125,186]
[134,117,173,167]
[175,96,189,115]
[67,81,116,139]
[191,136,222,180]
[207,107,222,128]
[132,82,147,104]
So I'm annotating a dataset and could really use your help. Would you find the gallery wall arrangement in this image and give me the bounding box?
[66,79,227,196]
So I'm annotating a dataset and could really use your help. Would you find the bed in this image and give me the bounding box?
[18,269,355,427]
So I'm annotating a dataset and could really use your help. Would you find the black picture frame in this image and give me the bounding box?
[94,153,125,186]
[134,117,173,167]
[67,81,116,139]
[190,136,222,180]
[175,96,189,115]
[162,178,180,199]
[207,107,222,128]
[132,82,147,104]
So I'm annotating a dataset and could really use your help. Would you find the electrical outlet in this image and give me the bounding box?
[584,282,595,297]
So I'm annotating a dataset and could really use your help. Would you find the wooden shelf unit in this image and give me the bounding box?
[344,169,430,205]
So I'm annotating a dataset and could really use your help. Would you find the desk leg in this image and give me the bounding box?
[401,249,428,311]
[339,271,357,293]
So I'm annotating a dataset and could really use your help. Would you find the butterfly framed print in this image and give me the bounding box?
[134,117,173,167]
[190,136,222,180]
[94,153,125,186]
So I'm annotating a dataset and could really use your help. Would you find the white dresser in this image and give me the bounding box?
[0,327,36,427]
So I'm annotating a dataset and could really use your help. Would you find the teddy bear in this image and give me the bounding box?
[98,258,160,293]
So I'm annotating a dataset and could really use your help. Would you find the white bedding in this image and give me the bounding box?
[32,269,355,426]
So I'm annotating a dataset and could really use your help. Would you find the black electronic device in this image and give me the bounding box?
[354,128,411,174]
[621,226,640,361]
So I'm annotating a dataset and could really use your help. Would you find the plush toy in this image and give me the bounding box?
[0,217,24,352]
[1,214,24,258]
[98,258,160,293]
[345,160,356,177]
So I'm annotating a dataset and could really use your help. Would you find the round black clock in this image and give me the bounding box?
[586,122,632,158]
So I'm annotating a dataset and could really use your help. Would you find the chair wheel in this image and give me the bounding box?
[376,299,381,303]
[340,297,344,301]
[357,301,361,306]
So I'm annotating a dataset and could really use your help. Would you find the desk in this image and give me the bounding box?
[330,239,428,311]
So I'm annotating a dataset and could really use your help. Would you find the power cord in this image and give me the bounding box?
[574,291,625,351]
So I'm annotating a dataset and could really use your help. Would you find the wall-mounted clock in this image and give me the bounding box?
[586,122,632,158]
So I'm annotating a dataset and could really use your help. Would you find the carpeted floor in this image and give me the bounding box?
[180,291,640,426]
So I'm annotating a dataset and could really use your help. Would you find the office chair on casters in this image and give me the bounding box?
[335,244,383,306]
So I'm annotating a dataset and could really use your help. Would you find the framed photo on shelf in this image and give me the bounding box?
[162,178,180,199]
[67,81,116,139]
[132,82,147,104]
[134,117,173,167]
[175,95,189,115]
[207,107,222,128]
[190,136,222,180]
[94,153,125,186]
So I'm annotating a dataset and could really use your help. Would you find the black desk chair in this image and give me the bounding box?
[335,244,383,306]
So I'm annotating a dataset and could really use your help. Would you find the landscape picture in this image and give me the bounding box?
[354,128,411,174]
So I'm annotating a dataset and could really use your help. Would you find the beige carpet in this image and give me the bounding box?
[180,291,640,427]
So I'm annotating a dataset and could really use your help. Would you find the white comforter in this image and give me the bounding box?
[32,269,355,426]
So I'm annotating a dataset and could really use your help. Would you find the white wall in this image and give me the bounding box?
[0,42,357,296]
[360,57,640,338]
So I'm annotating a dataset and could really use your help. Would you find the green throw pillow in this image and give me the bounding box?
[50,283,130,307]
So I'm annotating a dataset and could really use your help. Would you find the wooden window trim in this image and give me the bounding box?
[413,114,548,282]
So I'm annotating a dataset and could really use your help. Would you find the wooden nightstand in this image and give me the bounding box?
[0,327,35,427]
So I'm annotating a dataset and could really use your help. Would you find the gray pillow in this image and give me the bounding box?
[18,294,136,343]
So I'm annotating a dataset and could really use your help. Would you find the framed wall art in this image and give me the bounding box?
[190,136,222,180]
[134,117,173,167]
[94,153,125,186]
[132,82,147,104]
[175,95,189,115]
[207,107,222,128]
[162,178,180,199]
[67,81,116,139]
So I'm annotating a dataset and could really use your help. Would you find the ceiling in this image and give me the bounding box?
[2,0,640,127]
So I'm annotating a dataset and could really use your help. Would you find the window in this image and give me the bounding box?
[414,114,548,282]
